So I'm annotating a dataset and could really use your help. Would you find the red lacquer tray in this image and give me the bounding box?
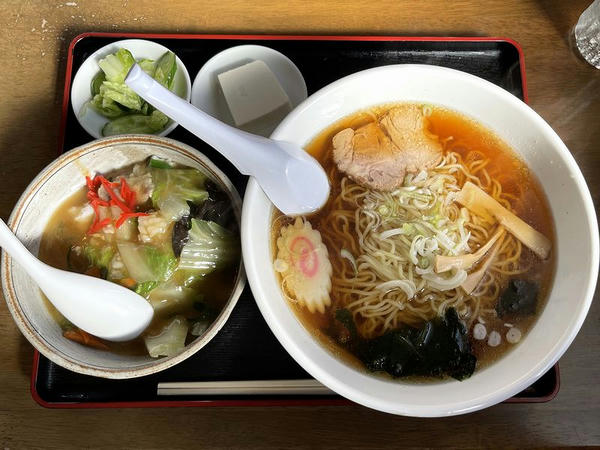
[32,32,559,408]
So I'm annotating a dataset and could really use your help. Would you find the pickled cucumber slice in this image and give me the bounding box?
[102,111,169,136]
[153,51,177,89]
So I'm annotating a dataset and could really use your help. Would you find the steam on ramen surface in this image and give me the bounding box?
[272,103,554,381]
[39,156,240,358]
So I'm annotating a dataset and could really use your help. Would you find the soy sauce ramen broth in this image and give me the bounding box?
[271,103,555,378]
[38,161,240,356]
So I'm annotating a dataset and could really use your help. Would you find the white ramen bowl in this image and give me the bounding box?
[242,64,599,417]
[2,135,245,379]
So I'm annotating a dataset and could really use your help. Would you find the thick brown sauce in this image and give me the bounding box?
[272,103,556,379]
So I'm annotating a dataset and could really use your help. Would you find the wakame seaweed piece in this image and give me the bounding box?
[334,307,476,380]
[67,245,91,273]
[363,330,423,377]
[413,308,476,380]
[194,197,235,229]
[170,181,235,258]
[334,308,422,377]
[192,301,218,322]
[416,309,464,376]
[496,279,539,317]
[192,179,236,230]
[171,215,192,258]
[334,308,359,340]
[206,179,228,202]
[438,308,477,380]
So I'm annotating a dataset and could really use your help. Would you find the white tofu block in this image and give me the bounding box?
[217,60,291,127]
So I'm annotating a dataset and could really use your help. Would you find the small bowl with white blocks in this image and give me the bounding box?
[191,45,307,137]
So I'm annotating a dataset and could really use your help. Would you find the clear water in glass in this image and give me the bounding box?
[575,0,600,68]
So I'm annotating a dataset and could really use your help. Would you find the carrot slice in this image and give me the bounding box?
[119,277,137,289]
[84,266,102,278]
[63,329,109,350]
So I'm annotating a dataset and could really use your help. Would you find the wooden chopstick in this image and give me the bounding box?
[157,379,335,396]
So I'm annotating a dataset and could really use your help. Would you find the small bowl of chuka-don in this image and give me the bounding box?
[2,135,245,379]
[71,39,192,139]
[242,64,599,417]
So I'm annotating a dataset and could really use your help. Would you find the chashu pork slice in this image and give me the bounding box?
[332,104,443,191]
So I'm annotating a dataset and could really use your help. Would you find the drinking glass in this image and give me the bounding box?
[575,0,600,68]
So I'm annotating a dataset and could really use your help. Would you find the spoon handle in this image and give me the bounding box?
[0,219,44,274]
[125,64,286,177]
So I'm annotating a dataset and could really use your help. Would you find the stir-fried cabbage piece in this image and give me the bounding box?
[146,279,198,315]
[135,280,159,297]
[144,315,188,358]
[151,168,208,221]
[58,157,239,358]
[82,240,114,270]
[117,242,177,283]
[178,219,240,275]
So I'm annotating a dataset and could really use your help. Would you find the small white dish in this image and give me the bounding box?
[191,45,307,137]
[71,39,192,139]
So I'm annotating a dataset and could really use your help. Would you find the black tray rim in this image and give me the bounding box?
[34,32,559,409]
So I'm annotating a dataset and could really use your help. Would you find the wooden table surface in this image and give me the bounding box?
[1,0,599,448]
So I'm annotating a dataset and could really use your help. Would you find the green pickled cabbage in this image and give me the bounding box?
[102,110,168,136]
[138,58,155,76]
[89,94,125,118]
[86,48,178,135]
[98,81,142,111]
[98,48,135,83]
[153,51,177,89]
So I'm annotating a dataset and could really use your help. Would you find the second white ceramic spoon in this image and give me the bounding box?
[125,64,330,216]
[0,219,154,342]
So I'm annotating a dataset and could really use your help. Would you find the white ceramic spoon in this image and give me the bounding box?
[125,64,330,216]
[0,219,154,342]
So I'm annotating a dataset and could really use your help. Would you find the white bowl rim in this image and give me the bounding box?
[70,38,192,140]
[241,64,599,416]
[2,134,246,379]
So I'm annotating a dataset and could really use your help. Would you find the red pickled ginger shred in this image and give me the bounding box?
[85,174,148,234]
